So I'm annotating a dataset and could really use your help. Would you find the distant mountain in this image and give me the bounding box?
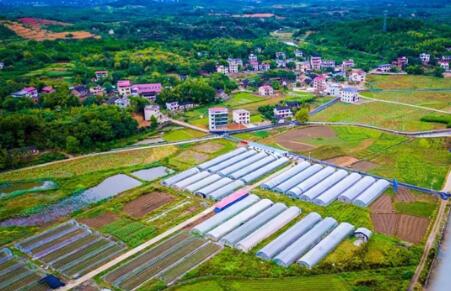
[0,0,117,6]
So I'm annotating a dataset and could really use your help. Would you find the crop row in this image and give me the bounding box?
[31,228,86,256]
[18,221,75,250]
[41,234,99,263]
[103,231,190,283]
[119,238,206,290]
[53,239,109,269]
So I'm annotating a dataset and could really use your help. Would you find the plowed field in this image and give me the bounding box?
[123,192,174,218]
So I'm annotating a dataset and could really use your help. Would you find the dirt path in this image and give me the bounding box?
[409,171,451,290]
[169,118,210,133]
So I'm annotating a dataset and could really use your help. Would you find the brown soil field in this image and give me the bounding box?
[79,212,119,229]
[394,188,416,203]
[182,211,215,230]
[193,142,224,154]
[326,156,359,167]
[132,113,150,128]
[350,160,377,171]
[371,213,398,236]
[396,215,429,244]
[273,126,335,152]
[123,192,174,218]
[370,195,395,213]
[176,150,209,164]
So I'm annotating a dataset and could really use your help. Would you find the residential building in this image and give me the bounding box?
[114,97,130,108]
[349,69,366,83]
[312,75,327,94]
[342,59,355,71]
[258,85,274,96]
[320,60,335,69]
[392,56,408,68]
[326,83,342,97]
[41,86,55,94]
[276,52,286,60]
[294,50,303,58]
[179,101,195,111]
[166,101,179,112]
[438,60,450,71]
[0,62,4,70]
[95,70,108,80]
[89,85,106,96]
[310,56,322,71]
[131,83,162,101]
[144,105,164,122]
[276,59,287,68]
[71,85,89,99]
[273,105,293,122]
[216,65,229,75]
[248,54,258,62]
[232,109,250,124]
[377,64,392,73]
[227,58,243,73]
[208,107,229,130]
[419,53,430,65]
[340,87,359,103]
[11,87,39,101]
[117,80,132,96]
[259,63,271,71]
[249,58,259,71]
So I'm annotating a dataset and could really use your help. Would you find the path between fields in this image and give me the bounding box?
[2,135,220,175]
[359,94,450,114]
[169,118,210,133]
[409,171,451,290]
[59,205,215,291]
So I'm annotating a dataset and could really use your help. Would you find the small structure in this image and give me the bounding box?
[258,85,274,96]
[354,227,372,242]
[117,80,132,96]
[294,49,303,58]
[259,63,271,71]
[216,65,229,75]
[166,101,179,112]
[340,87,359,103]
[0,62,4,70]
[376,64,392,73]
[95,70,108,80]
[39,274,65,289]
[71,85,89,99]
[349,69,366,83]
[276,59,287,68]
[419,53,430,65]
[40,86,55,94]
[233,109,250,124]
[144,105,164,122]
[12,87,39,101]
[209,107,229,130]
[114,97,130,108]
[438,60,450,72]
[89,85,106,96]
[131,83,162,101]
[248,54,259,71]
[392,56,408,69]
[342,59,355,70]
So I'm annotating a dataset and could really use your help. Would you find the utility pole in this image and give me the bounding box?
[383,10,388,32]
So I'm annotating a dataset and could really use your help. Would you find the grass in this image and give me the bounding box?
[100,217,156,247]
[366,75,451,90]
[311,101,446,131]
[224,92,266,107]
[361,91,451,111]
[162,129,207,142]
[394,201,437,218]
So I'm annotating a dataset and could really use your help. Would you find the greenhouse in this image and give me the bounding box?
[161,168,199,186]
[256,212,322,261]
[173,171,211,189]
[208,150,257,173]
[299,169,348,202]
[286,166,336,198]
[241,157,289,184]
[207,180,245,201]
[260,162,309,190]
[195,177,233,198]
[352,179,391,207]
[219,152,268,177]
[229,155,275,179]
[197,147,247,170]
[274,164,323,193]
[337,176,376,203]
[313,173,362,206]
[184,173,222,193]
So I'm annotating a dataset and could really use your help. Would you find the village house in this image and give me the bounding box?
[258,85,274,96]
[248,54,258,62]
[216,65,229,75]
[294,50,303,58]
[71,85,89,99]
[392,56,408,69]
[248,54,259,71]
[276,59,287,68]
[340,87,359,103]
[0,62,4,70]
[312,75,327,94]
[276,52,286,60]
[232,109,250,124]
[326,83,342,97]
[310,56,322,71]
[165,101,179,112]
[227,58,243,73]
[377,64,392,73]
[296,61,311,72]
[114,97,130,108]
[89,85,106,96]
[419,53,430,65]
[165,101,196,112]
[438,60,450,71]
[273,105,293,123]
[144,105,165,122]
[320,60,335,70]
[208,107,229,130]
[117,80,132,96]
[259,63,271,71]
[40,86,55,94]
[95,70,108,81]
[131,83,162,101]
[11,87,39,102]
[349,69,366,83]
[342,59,355,71]
[216,89,230,101]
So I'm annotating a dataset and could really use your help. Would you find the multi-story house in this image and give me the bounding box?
[312,75,327,94]
[227,58,243,73]
[233,109,250,124]
[131,83,162,101]
[310,56,322,71]
[419,53,430,65]
[340,87,359,103]
[117,80,132,96]
[349,69,366,83]
[258,85,274,96]
[209,107,229,130]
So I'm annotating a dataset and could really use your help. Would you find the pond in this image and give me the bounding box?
[0,181,57,198]
[0,174,142,227]
[131,166,173,182]
[428,212,451,291]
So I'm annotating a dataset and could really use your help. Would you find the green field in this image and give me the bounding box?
[361,91,451,111]
[224,92,267,107]
[162,128,207,142]
[367,75,451,90]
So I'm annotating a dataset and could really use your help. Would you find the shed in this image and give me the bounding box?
[39,275,65,289]
[354,227,373,241]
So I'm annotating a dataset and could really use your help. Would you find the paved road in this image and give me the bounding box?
[59,206,215,291]
[409,171,451,290]
[359,94,450,114]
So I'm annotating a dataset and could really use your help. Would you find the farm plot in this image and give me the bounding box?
[15,220,127,279]
[103,231,222,290]
[0,248,46,291]
[123,192,174,218]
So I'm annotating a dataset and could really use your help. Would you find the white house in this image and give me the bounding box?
[233,109,250,124]
[208,107,229,130]
[377,64,392,73]
[144,105,164,122]
[95,70,108,80]
[326,83,342,97]
[273,105,293,122]
[0,62,4,70]
[419,53,430,65]
[227,58,243,73]
[258,85,274,96]
[259,63,271,71]
[340,87,359,103]
[349,69,366,83]
[342,59,355,70]
[216,65,229,75]
[165,101,179,112]
[438,60,450,72]
[114,97,130,108]
[320,60,335,69]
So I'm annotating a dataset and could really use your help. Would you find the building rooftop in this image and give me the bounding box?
[117,80,131,87]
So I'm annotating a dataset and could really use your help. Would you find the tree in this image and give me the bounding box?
[130,96,150,113]
[433,67,445,78]
[295,107,309,123]
[150,115,158,130]
[65,136,80,153]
